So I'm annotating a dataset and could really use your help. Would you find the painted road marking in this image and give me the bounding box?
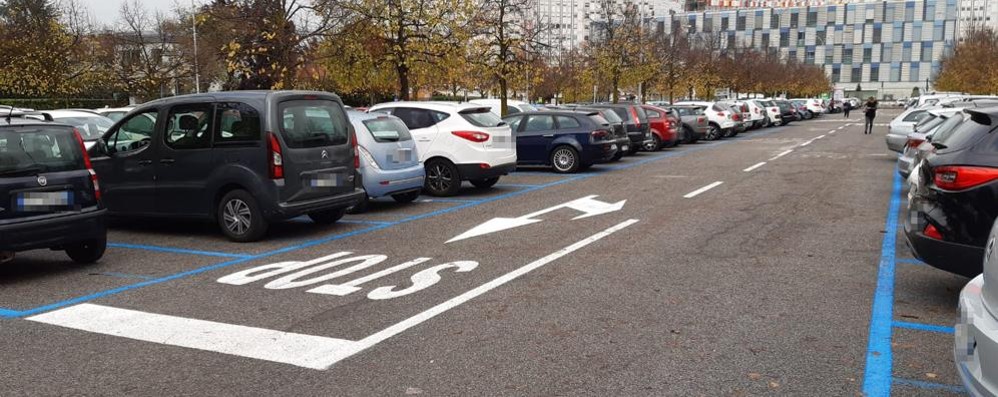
[743,162,767,172]
[447,195,626,243]
[29,220,639,370]
[683,181,724,199]
[816,134,826,139]
[27,303,362,370]
[800,140,813,147]
[770,150,793,161]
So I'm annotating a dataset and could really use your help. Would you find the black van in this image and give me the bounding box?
[90,91,365,242]
[0,117,107,263]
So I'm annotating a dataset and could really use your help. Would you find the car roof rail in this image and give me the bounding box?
[6,111,54,121]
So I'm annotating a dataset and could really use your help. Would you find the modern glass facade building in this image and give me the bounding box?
[655,0,960,98]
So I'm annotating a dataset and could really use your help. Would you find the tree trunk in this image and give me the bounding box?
[398,64,410,100]
[499,77,509,117]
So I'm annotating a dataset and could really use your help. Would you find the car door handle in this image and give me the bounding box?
[543,134,555,138]
[138,160,152,165]
[160,159,175,164]
[417,137,431,142]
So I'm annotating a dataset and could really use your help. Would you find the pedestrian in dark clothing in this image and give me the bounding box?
[863,97,878,135]
[843,101,851,118]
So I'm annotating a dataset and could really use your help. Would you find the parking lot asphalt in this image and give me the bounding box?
[0,110,968,396]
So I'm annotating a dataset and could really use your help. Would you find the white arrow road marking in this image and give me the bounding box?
[684,181,724,198]
[446,195,626,243]
[743,162,767,172]
[28,220,640,370]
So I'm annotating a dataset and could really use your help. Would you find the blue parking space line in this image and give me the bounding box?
[893,321,955,334]
[418,198,483,204]
[107,243,251,259]
[0,308,23,318]
[862,171,904,397]
[9,128,788,317]
[892,377,966,393]
[896,258,926,266]
[335,219,393,226]
[496,183,541,188]
[93,272,156,281]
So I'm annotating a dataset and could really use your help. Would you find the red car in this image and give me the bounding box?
[641,105,680,151]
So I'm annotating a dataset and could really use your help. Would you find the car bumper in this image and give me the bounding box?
[274,188,366,219]
[0,208,106,252]
[886,134,907,153]
[361,165,425,198]
[583,142,619,164]
[456,162,516,180]
[956,275,998,397]
[904,214,985,277]
[898,154,915,179]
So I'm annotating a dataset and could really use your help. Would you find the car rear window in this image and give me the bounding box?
[928,114,966,142]
[460,108,504,128]
[903,110,929,123]
[914,114,942,133]
[362,117,412,143]
[55,116,114,141]
[588,115,610,126]
[279,100,349,148]
[598,109,622,123]
[935,114,993,152]
[0,126,84,176]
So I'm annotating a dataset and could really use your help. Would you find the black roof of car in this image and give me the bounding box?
[139,90,345,108]
[504,110,598,117]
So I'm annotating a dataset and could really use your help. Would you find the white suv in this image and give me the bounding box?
[468,99,537,116]
[368,102,516,196]
[675,101,737,140]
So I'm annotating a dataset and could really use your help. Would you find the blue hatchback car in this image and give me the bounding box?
[502,111,618,173]
[347,111,424,211]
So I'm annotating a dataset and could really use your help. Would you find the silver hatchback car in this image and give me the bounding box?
[347,111,425,211]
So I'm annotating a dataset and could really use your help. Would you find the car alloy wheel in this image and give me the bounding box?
[644,135,661,151]
[707,125,719,140]
[552,146,579,173]
[428,163,453,192]
[223,198,252,236]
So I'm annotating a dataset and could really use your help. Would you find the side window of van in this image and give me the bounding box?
[215,102,261,144]
[107,109,158,154]
[164,103,214,150]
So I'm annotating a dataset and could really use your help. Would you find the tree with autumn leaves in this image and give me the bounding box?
[935,27,998,94]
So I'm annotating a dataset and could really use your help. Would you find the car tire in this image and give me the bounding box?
[643,134,662,151]
[610,149,624,162]
[707,124,721,140]
[424,158,462,197]
[681,127,693,144]
[470,177,500,189]
[551,146,580,173]
[217,189,268,242]
[346,195,369,214]
[309,208,346,225]
[392,191,421,203]
[66,237,106,264]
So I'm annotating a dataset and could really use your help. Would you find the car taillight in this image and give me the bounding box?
[933,166,998,191]
[755,108,761,114]
[351,131,359,168]
[924,224,943,240]
[716,112,726,117]
[590,129,610,142]
[357,145,378,169]
[630,107,642,128]
[771,108,778,113]
[72,129,100,201]
[697,117,705,123]
[452,130,489,142]
[905,138,925,149]
[266,132,284,179]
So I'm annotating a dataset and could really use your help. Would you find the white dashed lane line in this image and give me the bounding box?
[683,181,724,199]
[743,162,767,172]
[770,150,793,161]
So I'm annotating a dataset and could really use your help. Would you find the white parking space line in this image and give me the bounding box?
[800,140,813,147]
[27,304,362,370]
[770,150,793,161]
[28,220,641,371]
[684,181,724,199]
[743,162,767,172]
[816,134,826,140]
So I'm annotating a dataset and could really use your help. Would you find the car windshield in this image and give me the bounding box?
[102,111,129,122]
[902,110,929,123]
[53,115,114,140]
[362,117,412,143]
[518,104,538,112]
[460,108,504,127]
[0,126,84,176]
[279,100,350,148]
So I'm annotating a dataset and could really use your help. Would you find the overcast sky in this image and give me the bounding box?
[76,0,183,25]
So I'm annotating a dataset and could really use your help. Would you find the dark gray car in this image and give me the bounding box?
[90,91,366,242]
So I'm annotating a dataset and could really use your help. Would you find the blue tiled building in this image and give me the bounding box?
[655,0,960,99]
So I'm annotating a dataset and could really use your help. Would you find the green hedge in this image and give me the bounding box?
[0,98,128,110]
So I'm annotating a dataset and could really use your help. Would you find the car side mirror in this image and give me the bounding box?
[93,138,110,157]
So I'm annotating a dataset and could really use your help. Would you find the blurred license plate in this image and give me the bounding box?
[309,173,342,187]
[16,191,72,211]
[391,148,413,163]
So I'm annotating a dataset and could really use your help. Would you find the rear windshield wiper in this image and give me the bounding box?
[931,142,948,150]
[0,165,44,176]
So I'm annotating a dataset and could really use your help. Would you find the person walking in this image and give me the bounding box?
[843,101,852,118]
[863,96,879,135]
